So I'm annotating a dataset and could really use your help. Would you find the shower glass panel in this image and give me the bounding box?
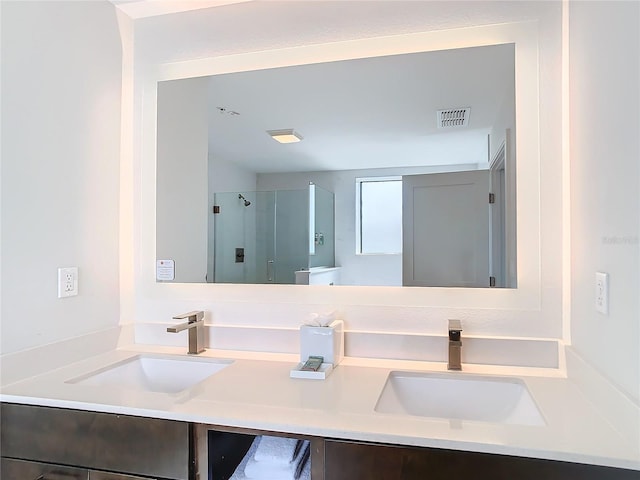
[254,191,276,284]
[310,185,335,268]
[212,186,332,284]
[212,191,261,284]
[273,189,309,284]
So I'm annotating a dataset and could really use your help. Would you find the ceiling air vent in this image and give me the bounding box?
[437,107,471,128]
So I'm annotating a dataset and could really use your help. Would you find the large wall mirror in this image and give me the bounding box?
[156,42,517,288]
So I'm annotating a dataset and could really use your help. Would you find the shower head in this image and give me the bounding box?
[238,193,251,207]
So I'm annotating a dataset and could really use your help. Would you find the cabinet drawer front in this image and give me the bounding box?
[324,439,640,480]
[1,458,88,480]
[1,404,189,480]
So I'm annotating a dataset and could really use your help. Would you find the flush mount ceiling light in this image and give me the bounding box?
[267,129,303,144]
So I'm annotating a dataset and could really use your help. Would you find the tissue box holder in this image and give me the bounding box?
[289,362,333,380]
[290,319,344,380]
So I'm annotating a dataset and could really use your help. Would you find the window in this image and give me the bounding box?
[356,177,402,254]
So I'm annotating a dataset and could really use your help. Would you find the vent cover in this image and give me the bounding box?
[437,108,471,128]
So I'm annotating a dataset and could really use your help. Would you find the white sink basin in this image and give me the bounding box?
[375,371,545,426]
[67,354,232,394]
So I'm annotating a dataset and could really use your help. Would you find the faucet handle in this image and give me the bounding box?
[448,319,462,341]
[447,319,462,370]
[172,310,204,322]
[448,319,462,332]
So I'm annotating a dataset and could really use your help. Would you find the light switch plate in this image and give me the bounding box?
[58,267,78,298]
[595,272,609,315]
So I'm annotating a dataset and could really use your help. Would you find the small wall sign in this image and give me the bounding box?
[156,259,175,281]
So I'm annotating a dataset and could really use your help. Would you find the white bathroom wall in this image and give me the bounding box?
[569,1,639,402]
[0,1,122,354]
[210,155,257,195]
[156,78,209,283]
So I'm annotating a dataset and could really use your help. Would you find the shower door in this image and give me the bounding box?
[212,189,312,284]
[212,191,264,284]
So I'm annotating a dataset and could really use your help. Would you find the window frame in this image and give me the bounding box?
[355,176,403,255]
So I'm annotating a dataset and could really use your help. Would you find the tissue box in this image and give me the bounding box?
[299,319,344,366]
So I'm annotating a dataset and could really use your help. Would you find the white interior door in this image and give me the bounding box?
[403,170,490,287]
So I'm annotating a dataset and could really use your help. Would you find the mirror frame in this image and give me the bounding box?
[132,21,556,318]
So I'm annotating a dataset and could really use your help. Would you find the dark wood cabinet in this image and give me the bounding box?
[89,472,155,480]
[2,403,638,480]
[1,458,88,480]
[0,458,155,480]
[323,439,639,480]
[1,403,189,480]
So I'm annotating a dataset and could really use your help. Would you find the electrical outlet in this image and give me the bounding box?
[595,272,609,315]
[58,267,78,298]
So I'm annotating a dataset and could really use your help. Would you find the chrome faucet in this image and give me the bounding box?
[447,319,462,370]
[167,311,205,354]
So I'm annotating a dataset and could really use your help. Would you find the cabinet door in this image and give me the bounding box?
[324,440,640,480]
[1,457,88,480]
[324,439,411,480]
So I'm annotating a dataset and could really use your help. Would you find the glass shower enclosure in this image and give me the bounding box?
[210,184,335,284]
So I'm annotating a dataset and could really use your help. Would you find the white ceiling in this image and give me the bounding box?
[202,43,515,174]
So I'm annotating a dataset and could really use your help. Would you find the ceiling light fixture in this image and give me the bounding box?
[267,129,303,144]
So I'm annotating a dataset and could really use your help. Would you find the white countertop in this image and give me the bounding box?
[1,345,639,472]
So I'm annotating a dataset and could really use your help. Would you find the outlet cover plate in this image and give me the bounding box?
[58,267,78,298]
[595,272,609,315]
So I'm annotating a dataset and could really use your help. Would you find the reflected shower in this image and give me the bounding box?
[238,194,251,207]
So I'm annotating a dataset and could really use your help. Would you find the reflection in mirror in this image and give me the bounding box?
[156,44,516,287]
[212,184,335,285]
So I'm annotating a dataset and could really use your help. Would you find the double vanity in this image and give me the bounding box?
[1,328,639,480]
